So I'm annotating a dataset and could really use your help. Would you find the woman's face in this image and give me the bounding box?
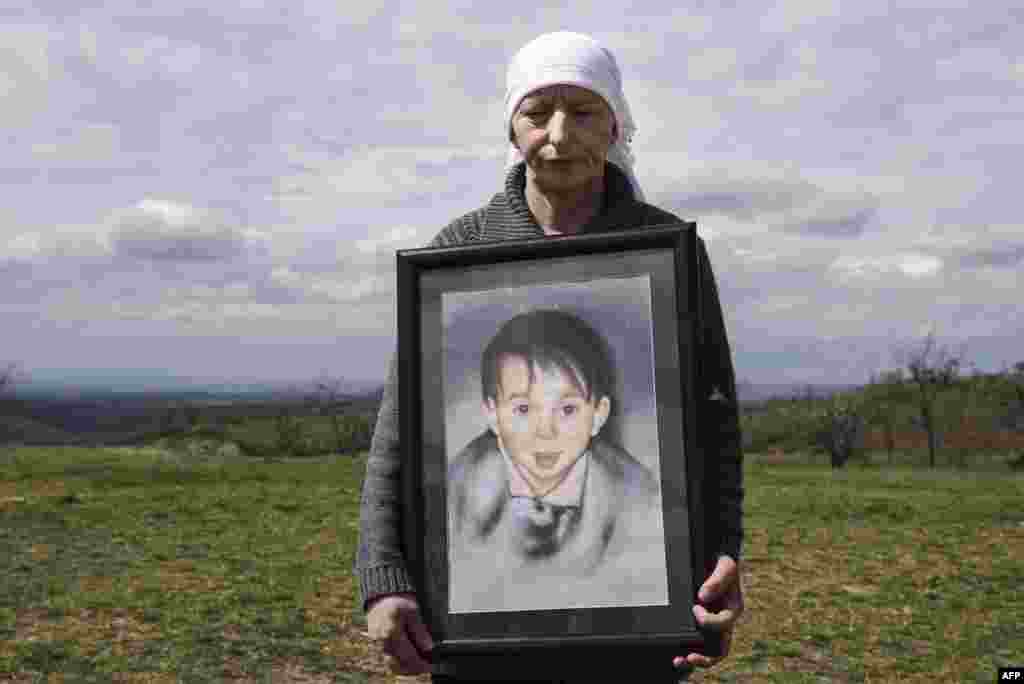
[511,84,616,194]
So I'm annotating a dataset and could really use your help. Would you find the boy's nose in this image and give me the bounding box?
[535,411,558,437]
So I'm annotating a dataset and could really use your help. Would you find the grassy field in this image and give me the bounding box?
[1,445,1021,683]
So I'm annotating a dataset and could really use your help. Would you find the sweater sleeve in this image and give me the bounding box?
[695,238,745,562]
[355,208,485,609]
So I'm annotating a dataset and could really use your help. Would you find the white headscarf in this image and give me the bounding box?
[503,31,645,202]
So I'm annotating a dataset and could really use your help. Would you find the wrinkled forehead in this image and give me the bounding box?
[518,84,609,109]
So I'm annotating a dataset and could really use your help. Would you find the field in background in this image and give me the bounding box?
[2,445,1022,682]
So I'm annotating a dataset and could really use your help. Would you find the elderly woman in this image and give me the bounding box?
[357,32,744,683]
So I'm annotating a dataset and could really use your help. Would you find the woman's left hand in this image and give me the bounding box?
[673,554,744,672]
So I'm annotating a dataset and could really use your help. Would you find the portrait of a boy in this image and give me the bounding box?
[447,307,667,612]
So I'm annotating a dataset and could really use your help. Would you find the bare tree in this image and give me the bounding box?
[0,362,26,448]
[310,375,351,455]
[900,333,964,468]
[273,405,303,459]
[1000,362,1024,470]
[862,370,904,465]
[814,392,865,468]
[1,362,23,394]
[182,405,199,430]
[269,384,310,460]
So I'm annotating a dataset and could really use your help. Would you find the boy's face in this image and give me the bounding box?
[485,354,610,493]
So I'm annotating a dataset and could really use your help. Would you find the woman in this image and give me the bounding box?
[356,31,745,683]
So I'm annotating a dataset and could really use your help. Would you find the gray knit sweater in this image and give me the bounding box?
[356,161,744,607]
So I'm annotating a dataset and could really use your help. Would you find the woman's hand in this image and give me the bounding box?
[366,592,434,675]
[674,554,744,672]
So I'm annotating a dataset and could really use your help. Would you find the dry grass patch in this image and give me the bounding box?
[28,481,69,499]
[302,527,342,562]
[301,575,397,681]
[75,574,116,594]
[215,657,351,684]
[155,560,227,593]
[28,545,52,562]
[302,576,356,629]
[109,674,179,683]
[0,479,70,503]
[10,607,162,659]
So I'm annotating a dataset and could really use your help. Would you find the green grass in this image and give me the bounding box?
[1,445,385,683]
[2,446,1022,682]
[708,461,1024,683]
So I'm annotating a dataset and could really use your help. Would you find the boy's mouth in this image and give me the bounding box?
[533,451,561,469]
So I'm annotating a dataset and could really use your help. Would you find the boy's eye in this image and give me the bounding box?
[561,404,578,417]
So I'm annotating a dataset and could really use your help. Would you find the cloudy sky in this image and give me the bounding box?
[3,1,1021,389]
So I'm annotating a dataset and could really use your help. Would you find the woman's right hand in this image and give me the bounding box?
[366,592,435,675]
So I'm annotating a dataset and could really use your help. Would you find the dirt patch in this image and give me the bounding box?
[302,527,341,562]
[109,674,179,683]
[76,574,116,594]
[268,658,346,683]
[156,560,227,593]
[10,606,162,659]
[0,479,70,504]
[29,480,70,499]
[29,544,53,561]
[219,654,257,683]
[301,575,391,679]
[213,642,399,683]
[12,607,53,643]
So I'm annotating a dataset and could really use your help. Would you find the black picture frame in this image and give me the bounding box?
[397,223,719,679]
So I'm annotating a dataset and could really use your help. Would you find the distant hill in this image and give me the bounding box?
[14,378,846,405]
[9,371,850,413]
[0,414,76,444]
[349,382,854,406]
[15,372,383,401]
[737,382,858,404]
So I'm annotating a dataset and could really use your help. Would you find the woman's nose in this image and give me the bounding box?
[546,110,571,146]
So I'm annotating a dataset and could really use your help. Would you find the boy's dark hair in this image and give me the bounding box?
[481,309,616,406]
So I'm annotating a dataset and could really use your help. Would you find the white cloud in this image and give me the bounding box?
[272,266,390,303]
[759,0,844,34]
[754,295,807,314]
[655,164,878,238]
[0,24,54,127]
[350,224,428,263]
[120,34,204,77]
[77,24,99,64]
[731,69,828,107]
[2,2,1021,386]
[0,222,111,261]
[686,47,738,82]
[828,253,943,282]
[30,124,121,168]
[4,233,43,261]
[934,45,1020,84]
[269,144,503,222]
[108,199,249,262]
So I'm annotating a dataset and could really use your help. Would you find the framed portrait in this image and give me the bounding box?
[397,223,719,678]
